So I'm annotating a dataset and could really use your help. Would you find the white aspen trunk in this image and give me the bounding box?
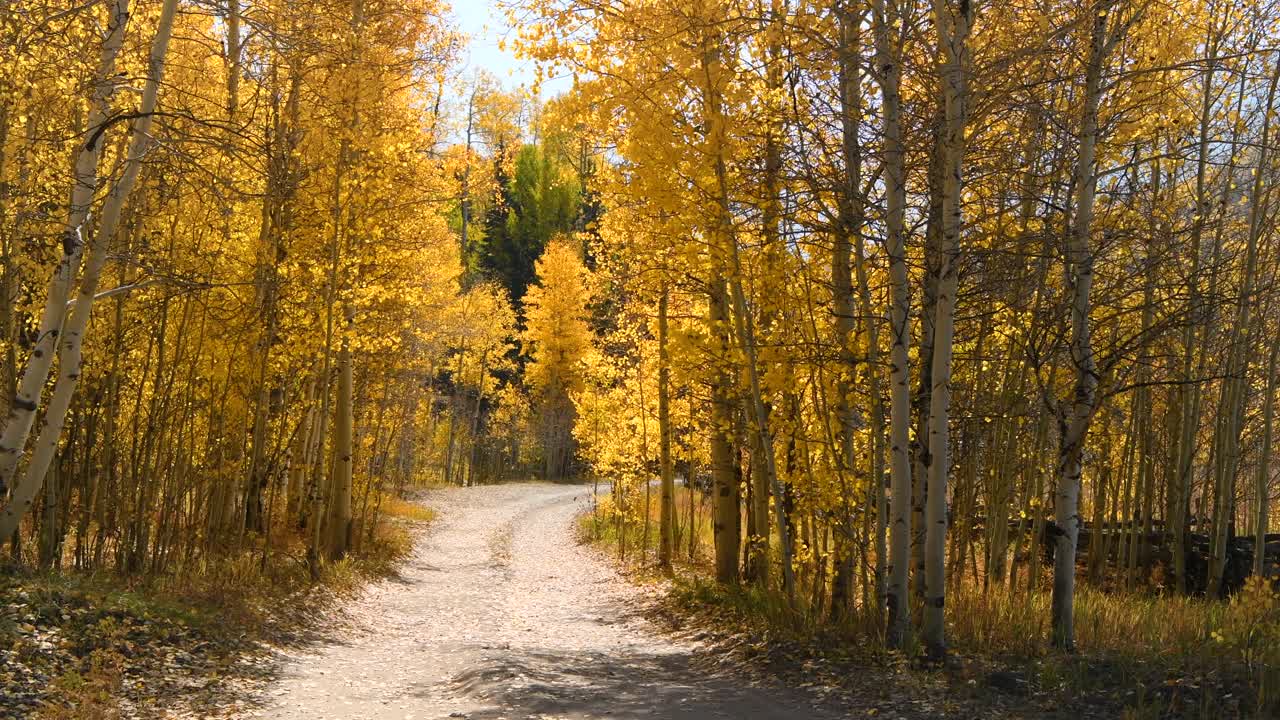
[708,284,739,583]
[0,0,129,496]
[0,0,179,540]
[321,0,365,560]
[727,267,796,598]
[912,113,946,601]
[756,6,790,592]
[828,0,862,614]
[461,87,475,260]
[287,381,317,525]
[465,353,488,487]
[1169,34,1220,594]
[923,0,970,662]
[706,45,795,598]
[836,0,885,620]
[443,346,465,483]
[306,366,332,578]
[637,353,653,560]
[1052,2,1114,651]
[854,233,887,620]
[873,0,914,649]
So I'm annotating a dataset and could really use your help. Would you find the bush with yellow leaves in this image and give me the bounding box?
[1212,576,1280,712]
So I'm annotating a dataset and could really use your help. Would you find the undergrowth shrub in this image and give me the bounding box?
[1214,577,1280,714]
[579,489,1280,717]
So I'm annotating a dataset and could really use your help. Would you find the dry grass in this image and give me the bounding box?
[7,501,432,719]
[581,484,716,566]
[581,483,1280,718]
[381,493,439,523]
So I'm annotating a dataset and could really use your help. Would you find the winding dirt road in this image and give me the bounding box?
[240,483,851,720]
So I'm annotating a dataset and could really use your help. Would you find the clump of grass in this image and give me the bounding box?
[578,484,715,569]
[943,579,1222,661]
[381,494,438,523]
[669,575,839,642]
[949,575,1279,714]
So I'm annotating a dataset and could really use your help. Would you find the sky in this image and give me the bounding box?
[451,0,573,98]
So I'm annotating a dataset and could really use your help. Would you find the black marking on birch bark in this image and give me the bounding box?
[62,229,80,256]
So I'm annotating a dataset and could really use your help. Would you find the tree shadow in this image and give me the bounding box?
[420,644,841,719]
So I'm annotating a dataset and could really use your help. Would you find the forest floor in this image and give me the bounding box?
[5,483,1234,719]
[0,502,424,719]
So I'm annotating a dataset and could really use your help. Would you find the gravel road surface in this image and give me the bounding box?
[240,483,851,720]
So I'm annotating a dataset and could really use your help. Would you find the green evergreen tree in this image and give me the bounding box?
[478,143,581,307]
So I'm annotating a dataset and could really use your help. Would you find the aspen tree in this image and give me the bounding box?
[922,0,972,661]
[324,0,369,561]
[1208,50,1280,596]
[829,0,863,613]
[0,0,180,540]
[1051,0,1135,650]
[872,0,914,649]
[695,8,745,586]
[841,1,889,616]
[1167,14,1231,593]
[725,0,794,600]
[658,287,675,573]
[1257,331,1278,577]
[523,238,593,477]
[0,0,130,497]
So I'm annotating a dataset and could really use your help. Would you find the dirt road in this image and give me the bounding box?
[239,483,851,719]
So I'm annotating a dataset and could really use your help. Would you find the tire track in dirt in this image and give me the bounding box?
[237,483,852,719]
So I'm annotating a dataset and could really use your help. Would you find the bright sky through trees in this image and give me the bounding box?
[453,0,571,96]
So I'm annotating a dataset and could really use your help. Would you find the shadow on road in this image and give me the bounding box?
[428,644,836,719]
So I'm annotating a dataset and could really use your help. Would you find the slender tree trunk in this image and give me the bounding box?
[708,277,739,584]
[912,108,946,605]
[460,88,475,262]
[465,353,489,487]
[873,0,914,648]
[1208,52,1279,596]
[320,0,366,561]
[328,308,355,560]
[287,381,317,526]
[829,0,863,616]
[0,0,130,496]
[698,20,742,586]
[922,0,971,662]
[1256,330,1278,577]
[0,0,180,540]
[658,288,675,573]
[1052,2,1114,650]
[1170,26,1228,593]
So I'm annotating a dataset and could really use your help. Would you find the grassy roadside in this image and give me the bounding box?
[0,493,435,720]
[577,485,1280,719]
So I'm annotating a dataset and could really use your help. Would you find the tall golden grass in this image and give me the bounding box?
[581,482,1280,717]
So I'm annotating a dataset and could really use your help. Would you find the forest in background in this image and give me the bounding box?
[1,0,1280,716]
[0,1,599,711]
[0,0,603,585]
